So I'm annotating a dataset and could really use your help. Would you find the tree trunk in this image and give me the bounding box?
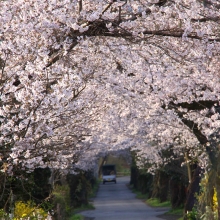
[138,173,153,196]
[130,153,139,188]
[185,151,192,183]
[152,170,169,202]
[152,170,160,199]
[159,171,169,202]
[170,178,186,209]
[184,165,201,218]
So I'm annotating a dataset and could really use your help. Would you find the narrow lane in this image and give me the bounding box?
[80,176,169,220]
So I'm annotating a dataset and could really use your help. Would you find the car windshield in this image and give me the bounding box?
[103,170,115,175]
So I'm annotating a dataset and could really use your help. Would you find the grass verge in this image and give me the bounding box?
[67,203,95,220]
[132,189,149,200]
[146,198,184,218]
[161,206,184,220]
[74,203,95,213]
[67,214,84,220]
[146,198,171,207]
[166,207,183,215]
[129,186,184,220]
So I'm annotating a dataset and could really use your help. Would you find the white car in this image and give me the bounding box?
[102,164,117,184]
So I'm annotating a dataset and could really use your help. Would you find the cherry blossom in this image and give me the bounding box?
[0,0,219,176]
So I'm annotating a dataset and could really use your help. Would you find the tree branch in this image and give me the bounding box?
[79,0,82,14]
[165,100,219,169]
[44,19,220,69]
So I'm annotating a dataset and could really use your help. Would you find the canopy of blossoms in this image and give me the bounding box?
[0,0,220,174]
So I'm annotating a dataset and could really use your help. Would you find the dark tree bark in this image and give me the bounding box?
[151,170,160,199]
[158,171,169,202]
[170,178,186,209]
[138,173,153,196]
[184,165,201,216]
[152,170,169,202]
[130,162,139,189]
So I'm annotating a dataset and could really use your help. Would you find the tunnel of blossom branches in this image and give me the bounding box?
[0,0,220,219]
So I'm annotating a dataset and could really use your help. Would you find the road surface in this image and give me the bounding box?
[80,176,169,220]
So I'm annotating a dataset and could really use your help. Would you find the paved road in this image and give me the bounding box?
[80,176,169,220]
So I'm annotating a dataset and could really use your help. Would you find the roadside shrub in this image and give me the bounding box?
[0,208,9,219]
[186,207,197,220]
[67,171,92,208]
[13,201,48,220]
[195,174,218,220]
[52,184,71,219]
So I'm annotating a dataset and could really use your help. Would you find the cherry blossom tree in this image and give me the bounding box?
[0,0,220,216]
